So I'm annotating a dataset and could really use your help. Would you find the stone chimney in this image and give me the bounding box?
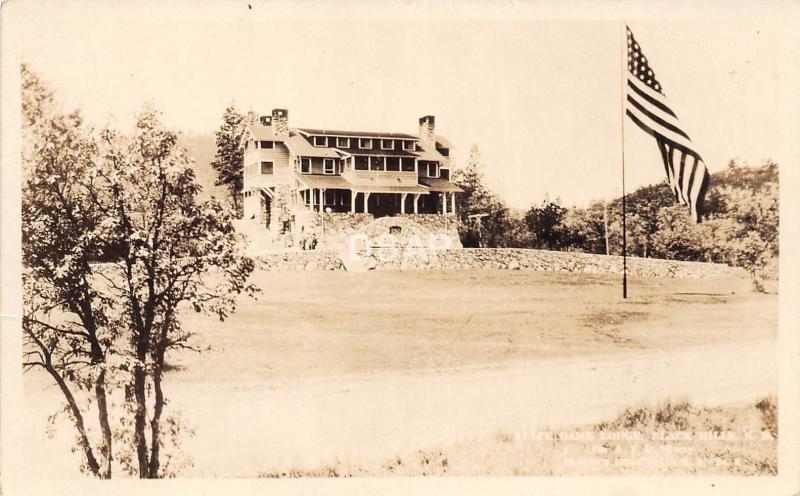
[272,108,289,139]
[259,115,272,126]
[418,115,435,146]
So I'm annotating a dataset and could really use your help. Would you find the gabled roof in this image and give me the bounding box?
[434,134,453,149]
[284,134,341,158]
[248,125,279,141]
[415,140,448,162]
[297,128,418,140]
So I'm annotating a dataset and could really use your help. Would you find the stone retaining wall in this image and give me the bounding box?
[359,248,742,278]
[316,212,375,236]
[256,251,343,271]
[254,247,742,279]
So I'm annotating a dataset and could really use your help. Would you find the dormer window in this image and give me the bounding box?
[359,138,373,149]
[402,140,415,151]
[313,136,327,147]
[336,137,350,148]
[428,162,440,178]
[381,139,394,150]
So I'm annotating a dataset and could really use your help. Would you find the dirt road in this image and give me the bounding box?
[19,338,775,477]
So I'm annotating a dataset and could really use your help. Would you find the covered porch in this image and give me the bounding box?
[352,186,431,217]
[298,175,459,217]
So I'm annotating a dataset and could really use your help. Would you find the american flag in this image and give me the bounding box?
[625,26,710,223]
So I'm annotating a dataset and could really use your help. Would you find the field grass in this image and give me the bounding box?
[170,269,776,384]
[257,396,778,477]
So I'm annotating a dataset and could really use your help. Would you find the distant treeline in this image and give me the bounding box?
[453,147,778,291]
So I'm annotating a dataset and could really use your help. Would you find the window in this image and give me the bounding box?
[386,157,400,171]
[402,140,415,151]
[300,158,311,174]
[260,140,273,149]
[336,137,350,148]
[359,138,373,149]
[324,159,335,175]
[381,139,394,150]
[260,161,273,175]
[401,158,415,172]
[389,226,402,235]
[440,168,450,180]
[354,156,369,170]
[370,156,384,171]
[428,162,439,178]
[313,136,327,147]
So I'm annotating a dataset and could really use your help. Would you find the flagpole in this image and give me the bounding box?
[620,21,628,299]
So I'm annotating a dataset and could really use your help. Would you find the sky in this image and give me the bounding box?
[9,1,799,209]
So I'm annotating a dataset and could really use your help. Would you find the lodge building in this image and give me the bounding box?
[241,109,462,233]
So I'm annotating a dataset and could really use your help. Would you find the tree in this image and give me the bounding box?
[21,63,116,478]
[716,184,779,291]
[22,65,257,478]
[524,198,568,250]
[210,104,254,215]
[452,145,513,247]
[604,182,675,258]
[650,205,712,262]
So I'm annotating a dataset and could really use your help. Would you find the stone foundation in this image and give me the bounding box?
[306,212,462,252]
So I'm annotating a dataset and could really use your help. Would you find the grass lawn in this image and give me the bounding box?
[171,269,776,384]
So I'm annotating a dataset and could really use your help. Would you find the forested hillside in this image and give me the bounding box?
[179,132,226,200]
[455,151,779,291]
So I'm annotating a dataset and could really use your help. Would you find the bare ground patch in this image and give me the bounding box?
[580,309,649,345]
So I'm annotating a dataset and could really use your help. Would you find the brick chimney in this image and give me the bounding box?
[418,115,435,146]
[272,108,289,139]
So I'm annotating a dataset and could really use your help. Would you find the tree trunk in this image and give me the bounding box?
[133,364,149,478]
[94,371,113,478]
[603,201,610,256]
[46,365,101,477]
[751,268,766,293]
[78,295,114,478]
[147,356,165,478]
